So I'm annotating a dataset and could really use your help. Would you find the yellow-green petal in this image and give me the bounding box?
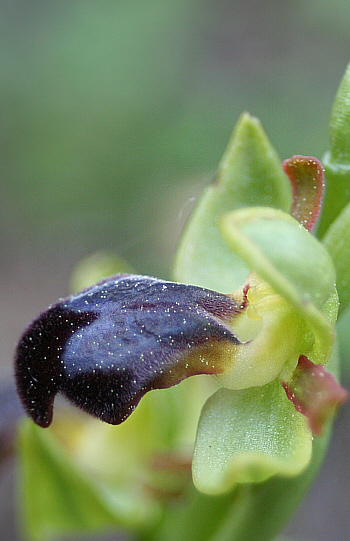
[221,207,337,366]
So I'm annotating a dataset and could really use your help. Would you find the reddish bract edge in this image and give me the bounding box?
[282,355,348,435]
[282,155,324,233]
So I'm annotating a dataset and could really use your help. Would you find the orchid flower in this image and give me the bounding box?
[15,65,350,541]
[15,114,346,498]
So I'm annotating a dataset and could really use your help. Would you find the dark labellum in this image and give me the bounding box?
[15,274,243,427]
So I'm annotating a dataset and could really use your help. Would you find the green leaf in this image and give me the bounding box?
[323,200,350,316]
[173,112,292,292]
[17,419,145,541]
[220,207,337,366]
[318,62,350,237]
[192,381,312,495]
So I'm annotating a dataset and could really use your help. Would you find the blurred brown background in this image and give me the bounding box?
[1,1,350,540]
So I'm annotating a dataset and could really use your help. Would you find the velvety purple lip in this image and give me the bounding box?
[15,274,243,427]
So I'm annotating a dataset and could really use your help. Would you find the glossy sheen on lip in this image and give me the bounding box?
[15,274,243,427]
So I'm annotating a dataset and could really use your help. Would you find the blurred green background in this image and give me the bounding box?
[1,1,350,540]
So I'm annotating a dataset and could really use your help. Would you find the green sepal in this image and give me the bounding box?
[173,112,291,292]
[318,62,350,237]
[323,200,350,316]
[192,380,312,495]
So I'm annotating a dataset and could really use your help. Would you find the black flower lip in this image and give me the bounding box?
[15,274,243,427]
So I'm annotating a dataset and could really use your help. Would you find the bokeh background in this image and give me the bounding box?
[1,1,350,540]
